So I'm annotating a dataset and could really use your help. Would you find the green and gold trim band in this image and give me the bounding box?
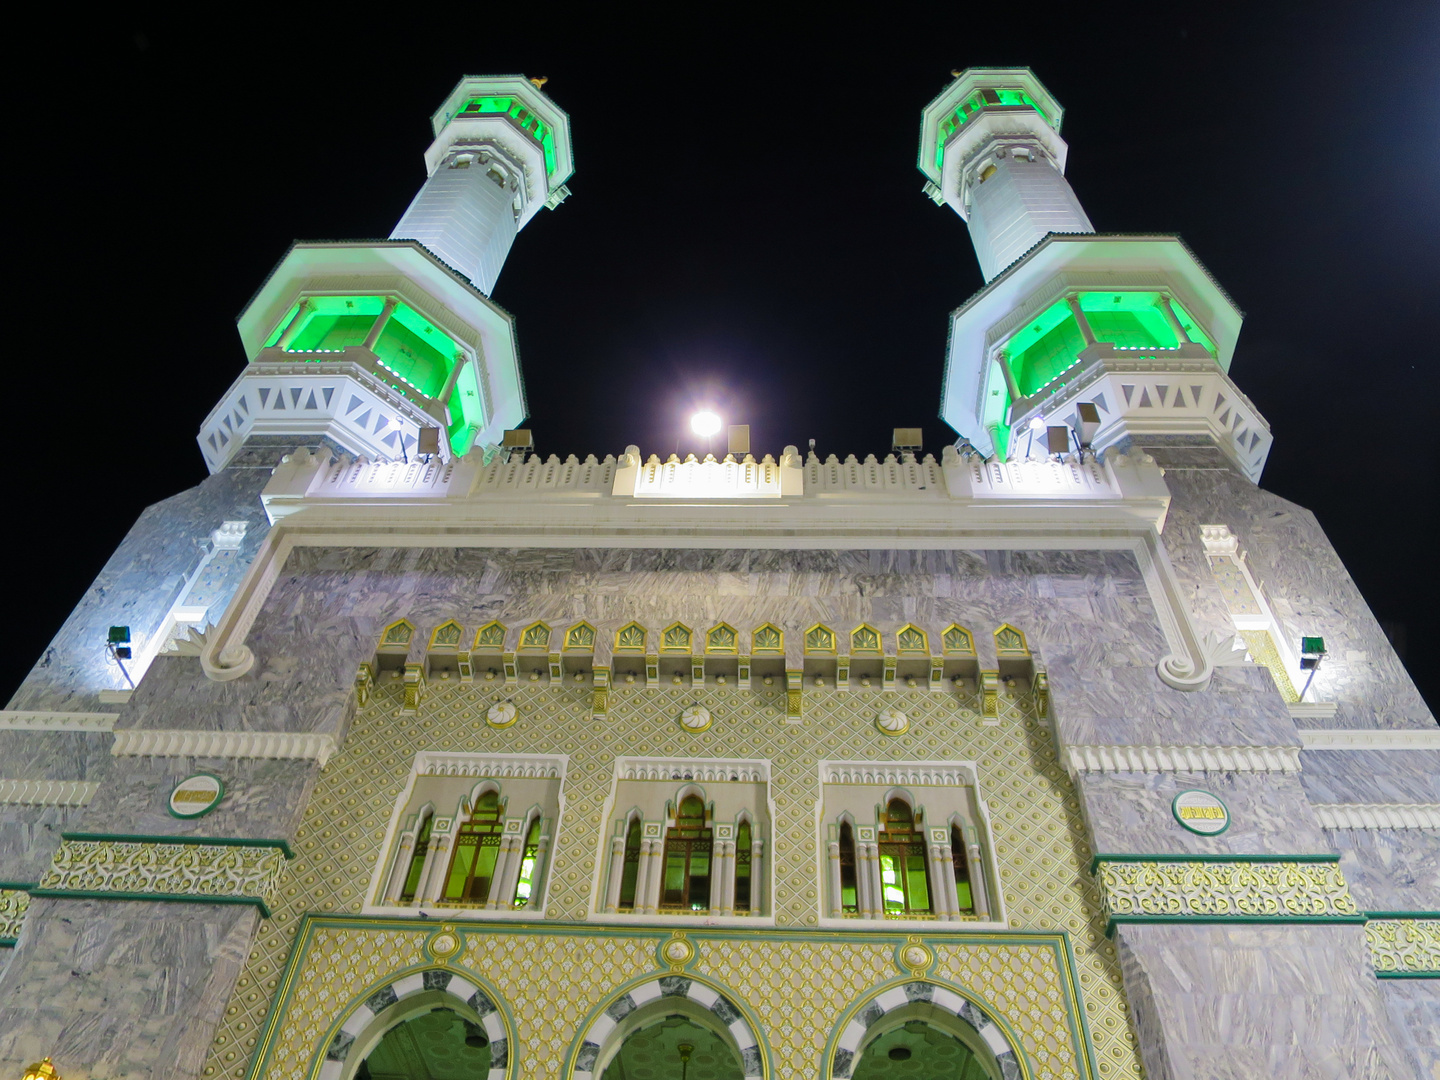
[30,834,294,919]
[1364,914,1440,979]
[0,881,36,945]
[1091,854,1362,936]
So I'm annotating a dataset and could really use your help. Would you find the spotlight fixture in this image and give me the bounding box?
[1299,636,1327,700]
[690,411,721,437]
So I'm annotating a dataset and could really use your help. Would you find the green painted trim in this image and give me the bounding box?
[0,881,38,891]
[27,888,272,919]
[1090,852,1339,874]
[168,772,226,819]
[1057,928,1103,1080]
[1106,913,1367,937]
[1374,970,1440,980]
[1171,789,1230,837]
[0,937,15,947]
[60,832,294,859]
[1366,911,1440,920]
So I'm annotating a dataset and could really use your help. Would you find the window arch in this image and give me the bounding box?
[616,812,643,911]
[838,819,858,915]
[951,822,973,914]
[734,817,753,913]
[513,813,544,907]
[393,807,433,903]
[878,798,931,916]
[444,789,505,904]
[661,794,713,911]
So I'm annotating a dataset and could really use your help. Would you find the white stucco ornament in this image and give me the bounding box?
[876,707,909,736]
[486,701,518,729]
[679,705,712,733]
[663,938,694,965]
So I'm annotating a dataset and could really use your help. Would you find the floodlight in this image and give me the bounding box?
[1028,416,1047,435]
[416,428,441,457]
[1046,426,1070,455]
[727,425,751,455]
[108,626,131,645]
[892,428,923,453]
[1075,402,1101,448]
[691,412,721,437]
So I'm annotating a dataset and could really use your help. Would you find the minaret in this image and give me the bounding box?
[197,76,572,472]
[918,69,1093,282]
[391,76,574,295]
[921,68,1268,480]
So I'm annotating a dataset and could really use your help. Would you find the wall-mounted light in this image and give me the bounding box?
[1299,636,1326,700]
[106,626,134,689]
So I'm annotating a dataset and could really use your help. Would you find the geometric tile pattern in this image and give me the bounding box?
[201,678,1144,1079]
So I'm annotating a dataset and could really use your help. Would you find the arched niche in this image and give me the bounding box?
[570,973,763,1080]
[320,969,512,1080]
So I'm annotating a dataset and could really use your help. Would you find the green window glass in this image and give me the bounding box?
[839,822,858,914]
[951,824,974,913]
[734,820,752,912]
[661,795,712,911]
[878,799,932,916]
[400,812,432,902]
[444,790,503,904]
[618,817,642,910]
[513,816,543,908]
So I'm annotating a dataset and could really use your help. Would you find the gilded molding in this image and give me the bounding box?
[1365,918,1440,977]
[1094,857,1361,932]
[1063,744,1301,775]
[0,888,31,943]
[0,779,100,807]
[1313,803,1440,830]
[617,757,768,782]
[34,837,290,915]
[0,711,118,732]
[821,761,975,786]
[414,751,566,779]
[111,729,338,767]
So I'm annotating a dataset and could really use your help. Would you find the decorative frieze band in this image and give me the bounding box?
[1365,916,1440,978]
[111,729,338,767]
[1313,804,1440,830]
[1063,744,1301,775]
[32,834,293,918]
[0,779,100,807]
[0,711,118,732]
[1297,729,1440,751]
[618,757,769,783]
[415,751,567,779]
[820,761,975,786]
[1091,855,1362,935]
[0,886,32,944]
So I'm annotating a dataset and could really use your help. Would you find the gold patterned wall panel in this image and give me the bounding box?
[202,677,1143,1080]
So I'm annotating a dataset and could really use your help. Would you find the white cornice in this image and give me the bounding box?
[1313,803,1440,830]
[1287,702,1339,720]
[0,779,100,806]
[1062,744,1301,775]
[414,751,566,779]
[0,711,118,732]
[1297,729,1440,751]
[111,730,338,767]
[821,761,976,786]
[617,757,769,783]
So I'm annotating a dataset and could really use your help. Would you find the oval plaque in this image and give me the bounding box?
[169,773,224,819]
[1172,789,1229,835]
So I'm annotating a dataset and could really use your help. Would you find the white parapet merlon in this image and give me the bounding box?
[1312,803,1440,830]
[1297,729,1440,751]
[0,779,101,806]
[111,729,339,767]
[1061,744,1303,775]
[0,711,119,732]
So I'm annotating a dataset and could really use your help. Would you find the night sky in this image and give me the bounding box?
[10,6,1437,711]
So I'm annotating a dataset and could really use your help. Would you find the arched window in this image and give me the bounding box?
[399,811,432,903]
[952,823,974,914]
[661,795,712,911]
[618,816,642,910]
[734,820,753,913]
[443,790,503,904]
[878,798,931,916]
[839,821,858,914]
[513,815,543,908]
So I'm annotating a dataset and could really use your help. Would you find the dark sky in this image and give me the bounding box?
[9,5,1437,711]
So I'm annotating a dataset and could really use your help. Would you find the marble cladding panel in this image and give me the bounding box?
[0,806,90,882]
[1115,921,1414,1080]
[1328,828,1440,913]
[0,896,258,1080]
[8,465,274,715]
[67,757,319,842]
[1378,978,1440,1080]
[1298,749,1440,806]
[0,730,117,882]
[1077,771,1332,856]
[1160,465,1434,731]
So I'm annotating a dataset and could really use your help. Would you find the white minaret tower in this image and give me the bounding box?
[919,69,1093,282]
[391,75,574,295]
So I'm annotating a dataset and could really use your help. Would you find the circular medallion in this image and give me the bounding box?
[427,926,462,959]
[679,705,712,733]
[660,936,694,967]
[897,939,933,972]
[168,773,224,819]
[876,707,909,736]
[486,701,518,729]
[1172,789,1230,835]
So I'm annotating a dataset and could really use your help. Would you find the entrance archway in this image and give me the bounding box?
[830,981,1021,1080]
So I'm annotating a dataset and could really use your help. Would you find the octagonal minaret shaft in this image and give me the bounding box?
[920,69,1093,282]
[391,75,574,296]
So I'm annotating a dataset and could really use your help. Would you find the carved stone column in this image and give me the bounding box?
[605,834,627,913]
[967,842,990,919]
[827,840,843,916]
[383,834,415,903]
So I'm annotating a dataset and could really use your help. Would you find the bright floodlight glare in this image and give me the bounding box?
[1028,416,1047,435]
[691,411,722,437]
